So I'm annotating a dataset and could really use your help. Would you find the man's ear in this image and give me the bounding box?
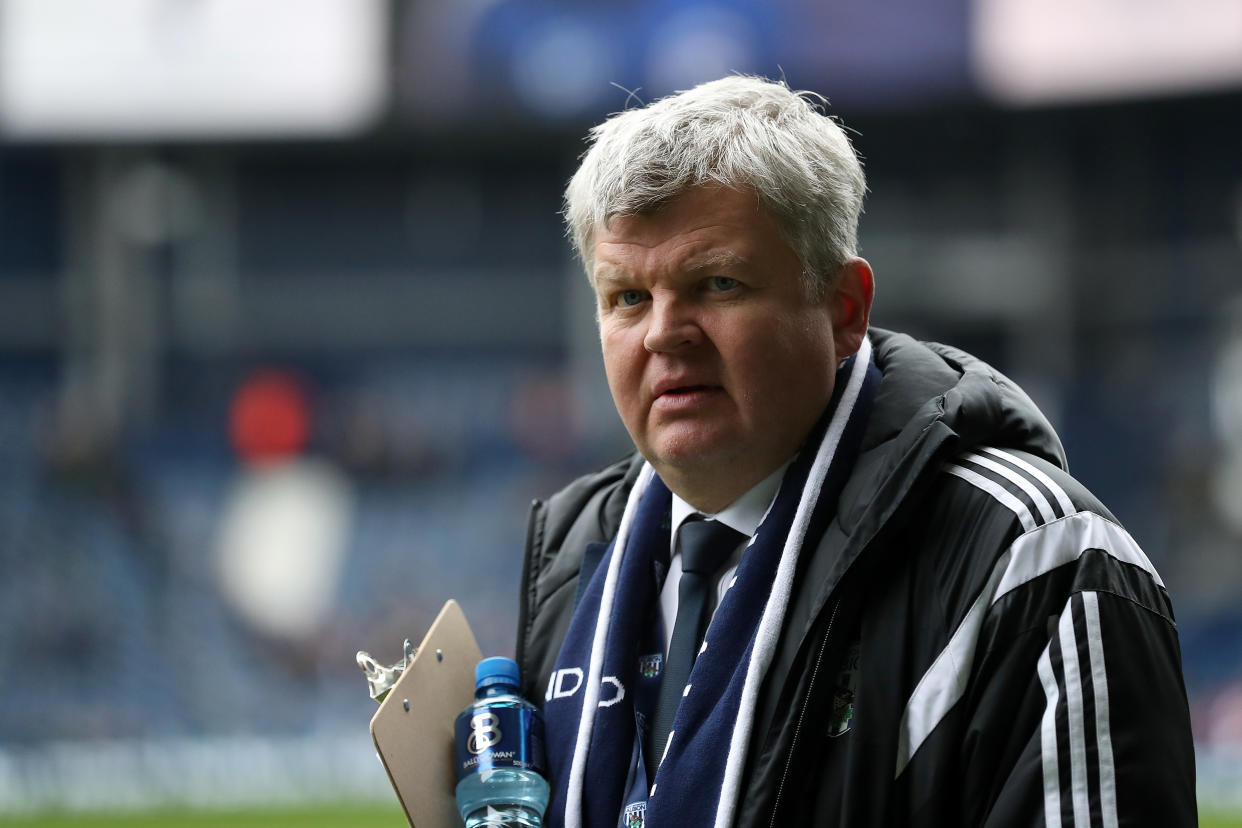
[828,258,875,359]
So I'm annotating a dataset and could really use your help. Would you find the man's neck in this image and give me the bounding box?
[670,460,790,539]
[659,463,766,515]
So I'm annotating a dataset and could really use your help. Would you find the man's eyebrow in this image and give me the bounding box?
[592,268,630,288]
[593,251,748,287]
[683,251,749,272]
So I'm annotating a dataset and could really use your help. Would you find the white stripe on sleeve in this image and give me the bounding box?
[1081,592,1119,828]
[1057,600,1091,827]
[895,513,1163,777]
[980,447,1076,517]
[964,451,1057,524]
[1037,645,1063,828]
[944,464,1037,532]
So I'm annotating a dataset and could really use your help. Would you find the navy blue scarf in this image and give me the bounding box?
[542,338,881,828]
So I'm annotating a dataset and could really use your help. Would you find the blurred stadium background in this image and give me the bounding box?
[0,0,1240,824]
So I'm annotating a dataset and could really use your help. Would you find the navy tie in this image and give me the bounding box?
[647,518,745,776]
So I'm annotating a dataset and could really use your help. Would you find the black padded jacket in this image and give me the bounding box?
[516,328,1196,827]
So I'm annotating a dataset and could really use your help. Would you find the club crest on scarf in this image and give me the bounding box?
[638,653,662,678]
[623,802,647,828]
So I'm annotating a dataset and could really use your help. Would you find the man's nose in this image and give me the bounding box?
[643,296,701,353]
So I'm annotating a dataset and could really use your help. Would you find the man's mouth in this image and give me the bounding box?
[653,384,725,411]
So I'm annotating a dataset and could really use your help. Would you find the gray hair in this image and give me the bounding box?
[563,75,866,297]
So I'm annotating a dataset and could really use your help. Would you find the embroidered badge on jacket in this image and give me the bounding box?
[828,639,861,737]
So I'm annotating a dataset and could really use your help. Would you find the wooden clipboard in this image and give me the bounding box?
[369,599,482,828]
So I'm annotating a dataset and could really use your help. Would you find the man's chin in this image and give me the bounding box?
[647,431,735,469]
[645,436,744,493]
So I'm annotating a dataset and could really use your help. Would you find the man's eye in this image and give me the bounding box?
[617,290,645,307]
[707,276,739,291]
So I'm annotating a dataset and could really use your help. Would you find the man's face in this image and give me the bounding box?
[592,185,842,511]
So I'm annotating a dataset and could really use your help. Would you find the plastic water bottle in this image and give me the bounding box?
[455,656,549,828]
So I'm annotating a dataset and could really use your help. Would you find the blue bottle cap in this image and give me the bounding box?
[475,656,521,691]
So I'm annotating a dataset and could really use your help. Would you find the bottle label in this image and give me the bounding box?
[455,706,547,782]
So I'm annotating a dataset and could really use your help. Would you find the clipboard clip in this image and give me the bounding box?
[357,637,417,703]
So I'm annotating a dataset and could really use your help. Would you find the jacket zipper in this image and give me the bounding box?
[767,598,840,828]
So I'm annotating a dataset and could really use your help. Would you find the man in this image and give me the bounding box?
[516,76,1195,827]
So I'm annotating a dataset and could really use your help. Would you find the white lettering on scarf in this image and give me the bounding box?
[546,667,627,708]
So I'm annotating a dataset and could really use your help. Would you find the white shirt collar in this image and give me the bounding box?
[670,460,790,543]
